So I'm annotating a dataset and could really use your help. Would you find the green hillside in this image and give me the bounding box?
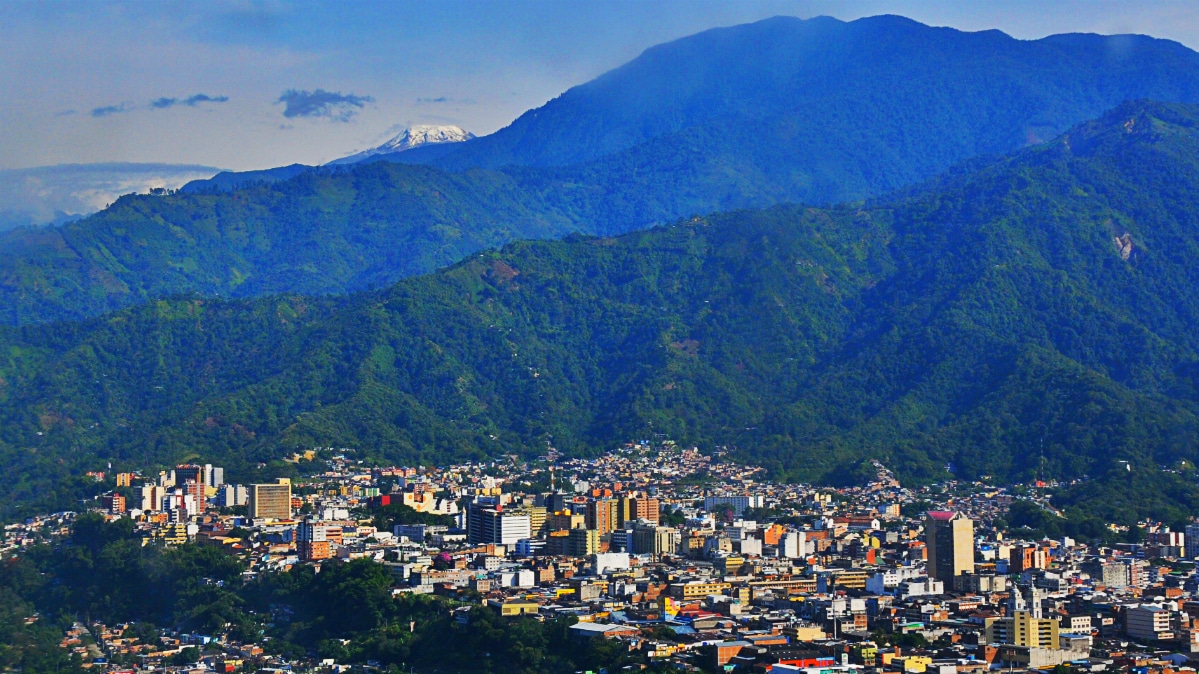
[8,15,1199,326]
[3,101,1199,519]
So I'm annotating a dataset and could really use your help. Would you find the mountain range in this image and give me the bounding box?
[5,15,1199,325]
[326,125,475,165]
[2,100,1199,522]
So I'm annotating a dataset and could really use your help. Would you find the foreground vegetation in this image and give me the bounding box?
[0,514,657,674]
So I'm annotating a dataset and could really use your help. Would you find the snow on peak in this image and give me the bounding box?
[328,125,475,165]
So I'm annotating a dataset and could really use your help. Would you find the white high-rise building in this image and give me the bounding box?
[779,531,807,559]
[203,464,225,488]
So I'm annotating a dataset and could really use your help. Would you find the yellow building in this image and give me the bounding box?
[248,479,292,520]
[827,569,871,590]
[151,523,189,545]
[510,505,548,535]
[716,555,748,575]
[1014,611,1059,649]
[892,656,933,672]
[489,600,540,616]
[670,581,731,600]
[984,612,1059,649]
[547,511,586,532]
[783,624,827,642]
[852,643,879,664]
[569,528,600,556]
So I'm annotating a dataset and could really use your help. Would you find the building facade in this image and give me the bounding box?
[925,511,974,588]
[248,479,292,520]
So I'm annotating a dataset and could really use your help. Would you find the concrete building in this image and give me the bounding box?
[467,502,532,545]
[703,495,763,516]
[1126,604,1173,642]
[101,493,126,514]
[297,518,331,561]
[1100,561,1130,589]
[985,612,1059,649]
[779,531,809,559]
[925,511,974,588]
[172,464,203,487]
[1186,523,1199,559]
[1014,611,1060,649]
[203,464,225,488]
[1009,544,1048,573]
[569,527,600,556]
[586,499,618,534]
[631,497,660,525]
[592,552,630,575]
[248,479,292,520]
[631,523,678,556]
[216,484,248,508]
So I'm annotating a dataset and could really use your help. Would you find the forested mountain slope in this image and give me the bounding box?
[7,16,1199,325]
[409,14,1199,179]
[2,102,1199,519]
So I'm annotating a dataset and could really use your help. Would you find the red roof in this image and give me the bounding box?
[927,511,957,521]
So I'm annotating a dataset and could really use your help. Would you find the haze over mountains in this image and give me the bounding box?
[4,15,1199,520]
[0,163,220,232]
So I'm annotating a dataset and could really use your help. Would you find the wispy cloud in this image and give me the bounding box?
[276,89,373,122]
[55,109,77,117]
[416,96,476,105]
[91,103,134,117]
[89,94,230,118]
[151,93,230,109]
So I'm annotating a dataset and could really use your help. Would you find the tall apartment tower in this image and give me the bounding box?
[173,464,204,487]
[297,518,331,561]
[203,464,225,488]
[925,511,974,587]
[248,478,292,520]
[632,497,660,525]
[467,501,532,545]
[586,499,618,535]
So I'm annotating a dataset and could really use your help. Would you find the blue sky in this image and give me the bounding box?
[3,0,1198,172]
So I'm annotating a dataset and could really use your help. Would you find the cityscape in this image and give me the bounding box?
[6,441,1199,674]
[6,3,1199,674]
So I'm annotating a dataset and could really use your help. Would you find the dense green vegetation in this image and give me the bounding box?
[0,514,655,674]
[4,102,1199,518]
[0,164,584,325]
[7,16,1199,325]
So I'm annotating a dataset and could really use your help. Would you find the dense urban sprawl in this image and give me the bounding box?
[6,442,1199,674]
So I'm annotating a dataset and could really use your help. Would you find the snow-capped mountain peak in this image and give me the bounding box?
[328,125,475,165]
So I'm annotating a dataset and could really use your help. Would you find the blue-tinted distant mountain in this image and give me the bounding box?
[400,14,1199,204]
[6,14,1199,324]
[180,163,312,194]
[0,163,220,232]
[180,126,476,193]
